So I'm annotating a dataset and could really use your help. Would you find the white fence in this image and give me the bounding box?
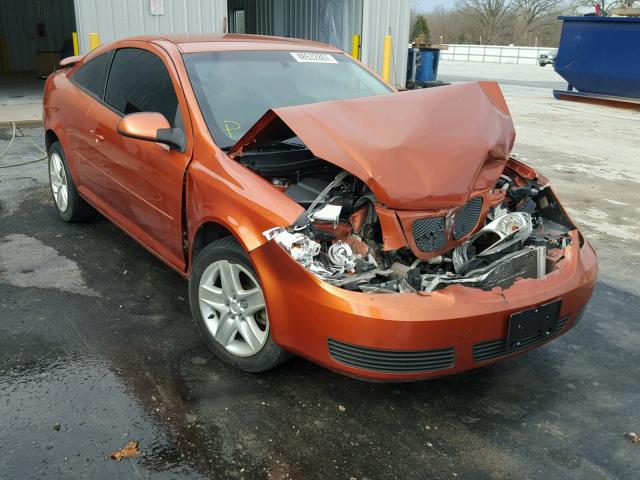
[440,44,555,65]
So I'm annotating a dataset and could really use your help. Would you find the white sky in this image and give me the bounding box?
[411,0,458,12]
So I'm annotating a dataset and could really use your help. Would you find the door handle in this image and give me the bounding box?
[89,129,104,143]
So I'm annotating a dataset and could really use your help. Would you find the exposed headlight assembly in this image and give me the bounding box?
[453,212,533,273]
[264,227,324,267]
[263,227,383,286]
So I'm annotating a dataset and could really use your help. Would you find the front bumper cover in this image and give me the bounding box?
[250,230,597,381]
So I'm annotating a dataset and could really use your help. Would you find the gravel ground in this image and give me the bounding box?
[1,64,640,479]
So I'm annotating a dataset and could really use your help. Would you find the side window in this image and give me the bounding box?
[105,48,179,126]
[72,52,111,98]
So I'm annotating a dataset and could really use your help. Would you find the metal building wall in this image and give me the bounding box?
[0,0,76,71]
[361,0,410,87]
[256,0,275,36]
[228,0,361,54]
[277,0,363,53]
[232,0,408,87]
[73,0,228,53]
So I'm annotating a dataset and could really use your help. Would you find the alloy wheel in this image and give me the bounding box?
[198,259,269,357]
[49,152,68,212]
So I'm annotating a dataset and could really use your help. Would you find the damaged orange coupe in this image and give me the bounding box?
[43,35,597,380]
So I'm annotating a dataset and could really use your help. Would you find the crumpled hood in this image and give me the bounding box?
[230,81,515,210]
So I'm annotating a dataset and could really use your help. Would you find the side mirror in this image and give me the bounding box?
[117,112,185,152]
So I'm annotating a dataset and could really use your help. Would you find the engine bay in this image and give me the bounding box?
[241,145,576,294]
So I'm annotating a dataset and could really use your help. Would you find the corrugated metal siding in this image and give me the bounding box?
[361,0,409,87]
[280,0,361,52]
[73,0,228,53]
[0,0,76,71]
[227,0,360,53]
[256,0,275,36]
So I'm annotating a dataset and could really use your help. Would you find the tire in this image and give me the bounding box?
[48,141,95,222]
[188,236,290,372]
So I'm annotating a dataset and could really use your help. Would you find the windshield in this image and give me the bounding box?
[184,50,393,149]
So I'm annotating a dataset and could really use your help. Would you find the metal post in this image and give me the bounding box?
[72,32,79,56]
[89,33,101,51]
[351,34,361,60]
[382,31,392,83]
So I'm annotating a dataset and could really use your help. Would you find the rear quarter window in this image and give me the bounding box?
[72,52,111,98]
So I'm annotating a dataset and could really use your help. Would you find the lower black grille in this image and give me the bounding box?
[328,339,455,373]
[473,315,569,362]
[412,216,447,252]
[453,197,483,239]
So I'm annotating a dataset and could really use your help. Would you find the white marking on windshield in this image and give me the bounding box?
[290,52,338,64]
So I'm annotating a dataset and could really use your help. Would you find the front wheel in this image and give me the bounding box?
[188,237,290,372]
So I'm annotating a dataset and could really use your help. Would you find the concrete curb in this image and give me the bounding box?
[0,120,44,128]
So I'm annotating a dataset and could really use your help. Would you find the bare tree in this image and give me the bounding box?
[415,2,563,47]
[513,0,561,29]
[568,0,635,14]
[511,0,563,44]
[424,6,473,44]
[456,0,515,44]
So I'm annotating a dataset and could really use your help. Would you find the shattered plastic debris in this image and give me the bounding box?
[109,440,141,461]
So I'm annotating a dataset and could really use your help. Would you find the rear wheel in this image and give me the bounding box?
[188,237,290,372]
[48,141,94,222]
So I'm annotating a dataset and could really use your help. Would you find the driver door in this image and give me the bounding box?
[82,46,192,271]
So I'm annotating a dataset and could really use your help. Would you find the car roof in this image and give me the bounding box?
[128,33,343,54]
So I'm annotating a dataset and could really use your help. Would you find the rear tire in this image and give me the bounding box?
[48,141,95,222]
[188,236,290,372]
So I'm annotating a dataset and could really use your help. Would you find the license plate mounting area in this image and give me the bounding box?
[506,299,562,351]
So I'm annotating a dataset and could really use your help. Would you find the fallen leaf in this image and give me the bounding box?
[624,432,639,443]
[109,440,141,461]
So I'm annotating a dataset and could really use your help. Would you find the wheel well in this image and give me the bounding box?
[191,222,234,260]
[45,130,59,152]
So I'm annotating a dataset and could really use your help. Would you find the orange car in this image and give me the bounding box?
[43,34,597,381]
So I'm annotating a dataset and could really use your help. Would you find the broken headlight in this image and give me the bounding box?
[453,212,533,273]
[263,227,384,287]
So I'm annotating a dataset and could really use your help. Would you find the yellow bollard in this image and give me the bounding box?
[351,34,360,60]
[72,32,79,56]
[382,32,393,83]
[88,32,101,51]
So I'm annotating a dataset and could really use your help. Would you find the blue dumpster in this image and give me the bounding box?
[554,16,640,103]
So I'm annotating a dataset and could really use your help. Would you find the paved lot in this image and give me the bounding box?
[0,73,44,125]
[439,60,566,90]
[2,70,640,479]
